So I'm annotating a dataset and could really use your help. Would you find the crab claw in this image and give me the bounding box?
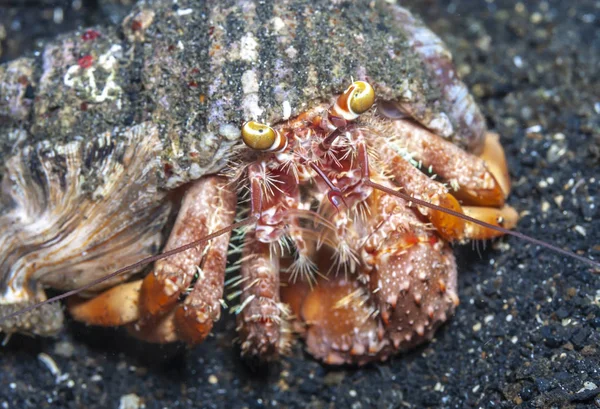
[68,280,142,326]
[368,233,459,352]
[281,261,388,365]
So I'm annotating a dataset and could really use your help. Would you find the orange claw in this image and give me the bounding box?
[139,272,179,318]
[462,205,519,240]
[427,192,466,241]
[68,280,142,326]
[282,271,385,365]
[451,176,505,207]
[479,132,511,198]
[452,133,511,206]
[173,305,214,345]
[127,310,179,343]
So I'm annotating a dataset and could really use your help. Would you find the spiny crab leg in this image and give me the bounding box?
[363,176,599,268]
[71,176,236,344]
[372,133,517,241]
[236,231,291,359]
[385,119,508,206]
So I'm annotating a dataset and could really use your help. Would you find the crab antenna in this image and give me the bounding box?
[364,179,600,269]
[0,217,257,325]
[319,128,344,152]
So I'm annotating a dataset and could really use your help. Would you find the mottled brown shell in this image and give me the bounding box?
[1,0,485,189]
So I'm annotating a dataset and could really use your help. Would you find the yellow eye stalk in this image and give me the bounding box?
[241,121,288,152]
[331,80,375,121]
[348,80,376,115]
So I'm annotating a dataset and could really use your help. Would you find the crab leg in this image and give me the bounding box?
[387,119,509,206]
[282,265,387,366]
[69,280,143,326]
[478,132,511,197]
[236,231,290,359]
[138,176,235,318]
[70,176,236,344]
[373,134,517,241]
[359,188,460,350]
[171,191,236,344]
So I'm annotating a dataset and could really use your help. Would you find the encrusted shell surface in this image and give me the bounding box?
[1,0,485,189]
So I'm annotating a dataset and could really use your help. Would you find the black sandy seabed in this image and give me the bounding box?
[0,1,599,408]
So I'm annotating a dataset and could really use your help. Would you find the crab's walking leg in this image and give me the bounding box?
[70,176,236,344]
[236,231,290,359]
[371,129,517,241]
[388,120,509,205]
[69,280,143,326]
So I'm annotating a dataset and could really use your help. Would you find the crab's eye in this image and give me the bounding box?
[347,81,375,115]
[241,121,287,152]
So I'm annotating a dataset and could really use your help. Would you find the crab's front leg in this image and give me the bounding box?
[235,231,292,359]
[70,176,236,344]
[234,163,303,360]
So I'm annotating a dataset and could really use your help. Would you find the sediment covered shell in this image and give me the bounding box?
[0,0,486,335]
[1,0,486,187]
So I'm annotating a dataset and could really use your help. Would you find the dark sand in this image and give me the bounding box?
[1,1,599,408]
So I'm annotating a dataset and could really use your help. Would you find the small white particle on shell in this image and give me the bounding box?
[176,8,193,16]
[282,101,292,120]
[242,93,264,119]
[189,163,202,179]
[240,33,259,62]
[285,46,297,59]
[241,70,259,94]
[270,17,285,33]
[219,123,241,141]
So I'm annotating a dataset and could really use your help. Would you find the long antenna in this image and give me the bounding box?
[364,180,600,269]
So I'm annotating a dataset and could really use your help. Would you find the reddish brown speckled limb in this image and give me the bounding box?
[236,231,291,360]
[70,176,236,344]
[375,124,518,241]
[388,120,508,206]
[135,176,236,343]
[362,188,460,353]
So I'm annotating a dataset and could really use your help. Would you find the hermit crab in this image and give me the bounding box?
[0,0,594,366]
